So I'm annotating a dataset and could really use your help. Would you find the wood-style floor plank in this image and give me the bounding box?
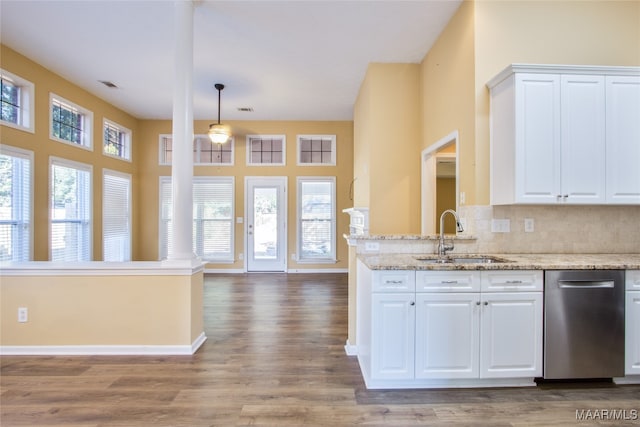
[2,273,639,426]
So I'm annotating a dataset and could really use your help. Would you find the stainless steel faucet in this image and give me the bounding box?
[437,209,464,256]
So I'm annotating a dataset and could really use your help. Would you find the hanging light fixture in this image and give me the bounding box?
[208,83,231,144]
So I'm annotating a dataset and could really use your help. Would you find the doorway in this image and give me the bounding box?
[421,131,459,235]
[246,177,287,272]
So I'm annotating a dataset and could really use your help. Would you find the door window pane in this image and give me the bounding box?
[253,187,278,260]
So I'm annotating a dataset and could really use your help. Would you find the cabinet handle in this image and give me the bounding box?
[441,280,458,284]
[505,280,523,284]
[385,280,404,284]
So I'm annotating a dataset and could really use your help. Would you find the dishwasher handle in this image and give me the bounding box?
[558,280,615,289]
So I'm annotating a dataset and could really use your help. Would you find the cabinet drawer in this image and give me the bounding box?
[627,270,640,291]
[481,271,543,292]
[416,271,480,292]
[372,270,415,292]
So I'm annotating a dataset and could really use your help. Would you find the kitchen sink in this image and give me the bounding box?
[415,255,511,264]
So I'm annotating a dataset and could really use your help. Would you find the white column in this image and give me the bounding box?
[169,0,195,260]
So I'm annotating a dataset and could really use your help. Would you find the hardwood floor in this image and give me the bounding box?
[1,273,639,426]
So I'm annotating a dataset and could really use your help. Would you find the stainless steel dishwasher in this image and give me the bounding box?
[544,270,625,379]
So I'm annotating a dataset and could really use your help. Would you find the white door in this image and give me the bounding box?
[371,293,415,380]
[515,73,561,204]
[561,74,606,204]
[246,177,287,272]
[626,291,640,375]
[480,292,543,378]
[606,76,640,204]
[415,292,479,379]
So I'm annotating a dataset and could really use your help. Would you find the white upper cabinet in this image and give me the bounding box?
[606,76,640,204]
[488,64,640,205]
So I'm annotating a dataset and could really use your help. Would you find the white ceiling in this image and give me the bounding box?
[1,0,462,121]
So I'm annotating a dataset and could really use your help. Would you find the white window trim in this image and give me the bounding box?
[49,93,93,151]
[296,134,336,166]
[102,168,132,261]
[246,134,287,166]
[194,134,235,166]
[296,176,337,263]
[49,156,93,261]
[159,134,235,166]
[158,176,235,263]
[0,144,34,261]
[0,69,35,133]
[103,118,132,162]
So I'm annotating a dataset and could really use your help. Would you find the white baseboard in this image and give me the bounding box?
[287,268,348,273]
[0,332,208,356]
[614,375,640,385]
[344,339,357,356]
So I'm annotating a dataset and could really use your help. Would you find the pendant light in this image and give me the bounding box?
[208,83,231,144]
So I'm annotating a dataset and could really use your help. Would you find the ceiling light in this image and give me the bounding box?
[208,83,231,144]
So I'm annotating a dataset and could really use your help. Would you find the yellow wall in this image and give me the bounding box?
[0,45,140,261]
[473,0,640,204]
[1,45,354,270]
[0,269,203,346]
[137,120,354,270]
[353,63,421,234]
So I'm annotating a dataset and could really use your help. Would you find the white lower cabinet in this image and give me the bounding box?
[357,264,543,389]
[371,293,415,380]
[626,270,640,376]
[414,270,543,382]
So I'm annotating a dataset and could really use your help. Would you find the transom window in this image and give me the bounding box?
[0,69,34,133]
[103,119,132,161]
[297,177,336,262]
[0,145,33,261]
[247,135,286,165]
[159,134,234,165]
[50,157,92,261]
[297,135,336,166]
[50,94,93,149]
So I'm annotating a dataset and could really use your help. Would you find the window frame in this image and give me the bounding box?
[246,134,286,166]
[159,176,235,263]
[296,135,336,166]
[49,93,93,150]
[49,156,93,261]
[102,169,132,262]
[296,176,337,263]
[0,144,34,261]
[103,118,132,162]
[159,134,235,166]
[0,69,35,133]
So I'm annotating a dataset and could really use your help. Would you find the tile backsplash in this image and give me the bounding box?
[457,204,640,254]
[354,205,640,255]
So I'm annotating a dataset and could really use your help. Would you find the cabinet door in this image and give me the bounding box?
[626,291,640,375]
[561,75,606,204]
[515,73,561,203]
[415,293,480,379]
[371,293,415,380]
[480,292,543,378]
[606,76,640,204]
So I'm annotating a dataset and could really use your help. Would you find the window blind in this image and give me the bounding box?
[51,159,91,261]
[160,177,234,261]
[298,178,336,261]
[0,147,32,261]
[103,171,131,261]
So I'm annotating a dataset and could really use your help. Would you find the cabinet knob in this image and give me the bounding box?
[410,301,415,306]
[484,301,489,306]
[476,301,481,306]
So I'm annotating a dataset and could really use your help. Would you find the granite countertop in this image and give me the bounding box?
[358,253,640,271]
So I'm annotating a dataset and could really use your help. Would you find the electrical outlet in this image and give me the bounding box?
[524,218,535,233]
[238,253,243,260]
[491,219,511,233]
[364,241,380,252]
[18,307,28,323]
